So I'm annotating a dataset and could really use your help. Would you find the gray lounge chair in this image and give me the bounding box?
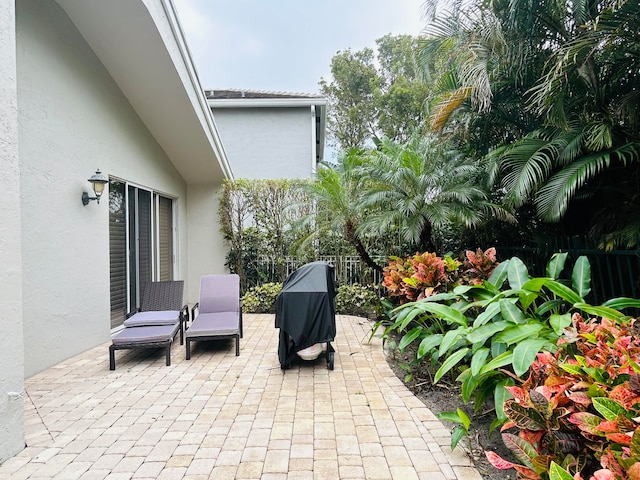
[109,280,187,370]
[186,274,243,359]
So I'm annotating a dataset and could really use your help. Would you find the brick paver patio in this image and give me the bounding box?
[0,314,483,480]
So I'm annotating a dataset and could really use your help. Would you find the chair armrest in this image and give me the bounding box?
[125,307,141,319]
[191,303,199,322]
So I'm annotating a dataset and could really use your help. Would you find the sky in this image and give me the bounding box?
[172,0,427,95]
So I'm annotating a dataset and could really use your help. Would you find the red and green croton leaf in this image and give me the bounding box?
[503,401,546,430]
[569,412,603,435]
[492,315,640,480]
[486,451,541,479]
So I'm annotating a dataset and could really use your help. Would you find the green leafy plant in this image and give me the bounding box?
[386,253,636,429]
[486,313,640,480]
[444,255,463,284]
[335,284,381,317]
[241,282,282,313]
[438,408,472,451]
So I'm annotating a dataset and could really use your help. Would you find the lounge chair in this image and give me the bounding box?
[109,280,187,370]
[186,274,242,359]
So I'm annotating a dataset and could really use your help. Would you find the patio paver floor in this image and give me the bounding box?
[0,314,483,480]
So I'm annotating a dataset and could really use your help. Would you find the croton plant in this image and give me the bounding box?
[381,248,496,303]
[486,313,640,480]
[462,247,499,285]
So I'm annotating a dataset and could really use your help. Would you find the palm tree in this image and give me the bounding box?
[295,149,384,272]
[496,0,640,247]
[417,0,544,154]
[420,0,640,248]
[358,135,513,252]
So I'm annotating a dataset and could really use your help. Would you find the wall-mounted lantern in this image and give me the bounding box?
[82,169,108,206]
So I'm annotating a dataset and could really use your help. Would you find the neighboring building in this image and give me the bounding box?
[0,0,234,460]
[207,89,327,179]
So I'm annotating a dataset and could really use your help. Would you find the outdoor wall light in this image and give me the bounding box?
[82,169,109,206]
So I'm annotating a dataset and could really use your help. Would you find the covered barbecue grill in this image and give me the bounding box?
[275,261,337,370]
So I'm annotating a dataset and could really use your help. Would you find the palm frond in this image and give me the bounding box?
[430,87,473,132]
[598,217,640,251]
[536,151,613,221]
[584,121,613,151]
[500,136,555,205]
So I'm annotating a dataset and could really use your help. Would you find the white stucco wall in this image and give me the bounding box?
[212,108,314,180]
[0,0,26,463]
[16,0,189,377]
[186,184,228,303]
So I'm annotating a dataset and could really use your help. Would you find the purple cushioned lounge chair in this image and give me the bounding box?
[186,274,243,358]
[110,323,180,370]
[109,281,187,370]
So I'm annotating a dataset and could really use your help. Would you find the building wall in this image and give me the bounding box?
[0,0,26,462]
[185,184,229,303]
[212,107,314,180]
[16,0,189,377]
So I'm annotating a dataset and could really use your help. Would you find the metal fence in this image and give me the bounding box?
[496,238,640,306]
[248,255,385,289]
[249,242,640,307]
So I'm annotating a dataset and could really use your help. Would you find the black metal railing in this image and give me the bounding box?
[247,240,640,308]
[496,237,640,305]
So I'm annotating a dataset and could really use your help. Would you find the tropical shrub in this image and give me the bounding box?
[385,253,635,431]
[382,251,463,303]
[461,247,499,285]
[335,284,380,317]
[486,313,640,480]
[404,252,447,300]
[381,255,414,301]
[241,282,282,313]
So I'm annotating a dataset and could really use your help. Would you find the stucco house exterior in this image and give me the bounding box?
[0,0,234,461]
[207,89,327,179]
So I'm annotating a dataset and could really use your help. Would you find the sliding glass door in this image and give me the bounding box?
[157,195,174,281]
[109,180,127,329]
[109,179,176,329]
[128,187,152,312]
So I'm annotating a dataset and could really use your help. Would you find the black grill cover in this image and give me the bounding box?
[275,261,337,368]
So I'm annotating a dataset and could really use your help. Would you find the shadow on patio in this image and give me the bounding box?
[0,314,482,480]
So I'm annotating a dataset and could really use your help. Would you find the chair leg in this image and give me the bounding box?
[235,335,240,356]
[186,338,191,360]
[165,342,172,366]
[109,346,116,371]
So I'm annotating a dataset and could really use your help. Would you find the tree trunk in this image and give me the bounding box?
[344,221,383,272]
[419,222,436,253]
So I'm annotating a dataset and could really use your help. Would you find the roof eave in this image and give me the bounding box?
[55,0,233,184]
[208,98,328,109]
